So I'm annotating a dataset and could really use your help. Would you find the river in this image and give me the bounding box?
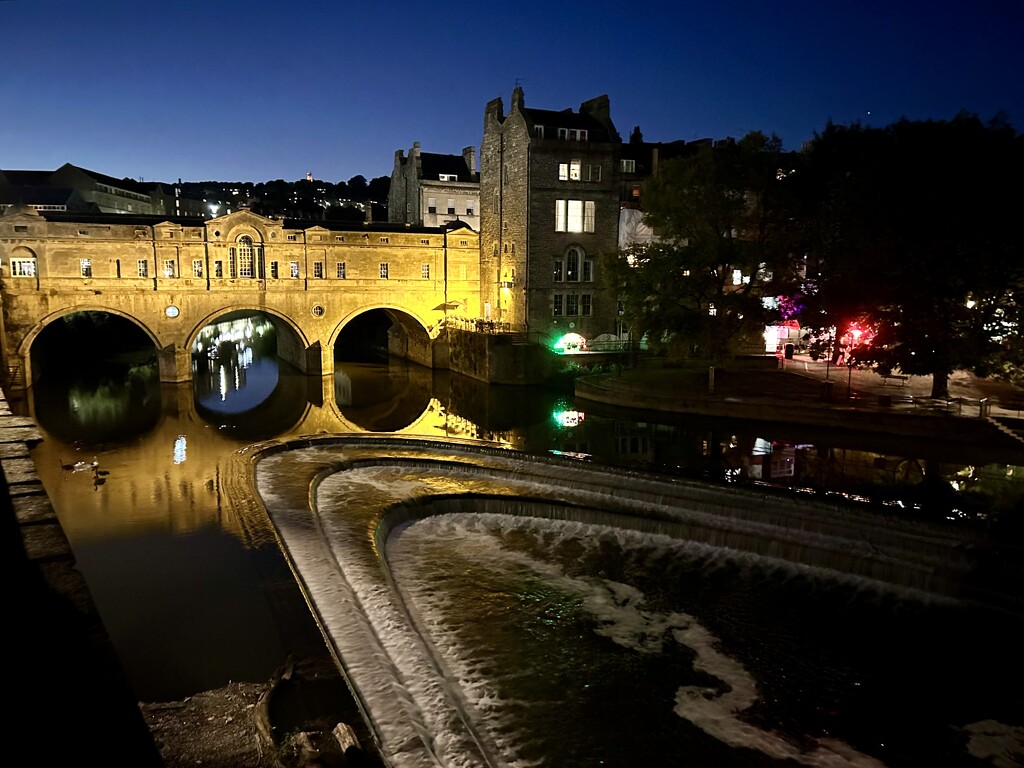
[12,314,1024,767]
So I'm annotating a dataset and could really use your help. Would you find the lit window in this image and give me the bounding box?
[555,200,595,233]
[567,200,583,232]
[10,258,36,277]
[733,269,743,286]
[290,261,300,278]
[163,260,176,278]
[620,159,636,173]
[192,259,203,278]
[80,259,92,277]
[379,263,389,279]
[237,236,255,278]
[336,262,346,279]
[439,173,458,181]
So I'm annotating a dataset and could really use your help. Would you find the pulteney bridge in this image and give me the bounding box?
[0,207,481,391]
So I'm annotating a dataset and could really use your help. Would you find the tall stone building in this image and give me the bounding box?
[480,87,622,345]
[388,143,480,230]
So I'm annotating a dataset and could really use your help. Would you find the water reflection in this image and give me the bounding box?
[13,314,1024,703]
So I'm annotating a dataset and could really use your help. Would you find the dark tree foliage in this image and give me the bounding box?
[602,132,805,362]
[800,114,1024,397]
[177,174,391,220]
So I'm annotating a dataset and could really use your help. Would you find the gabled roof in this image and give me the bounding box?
[419,153,477,183]
[0,170,53,187]
[521,106,618,142]
[52,163,153,195]
[0,185,76,206]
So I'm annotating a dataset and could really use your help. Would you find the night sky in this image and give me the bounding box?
[3,0,1021,185]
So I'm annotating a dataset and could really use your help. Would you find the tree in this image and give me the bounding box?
[800,115,1024,398]
[603,132,804,362]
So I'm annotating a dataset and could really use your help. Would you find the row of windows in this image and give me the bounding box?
[552,293,593,317]
[554,247,593,282]
[558,160,601,182]
[554,199,596,233]
[9,257,445,281]
[426,198,477,216]
[534,126,589,141]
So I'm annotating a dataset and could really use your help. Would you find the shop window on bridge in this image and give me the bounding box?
[80,259,92,278]
[379,263,389,279]
[270,261,279,279]
[313,261,324,279]
[137,259,148,278]
[421,264,430,279]
[214,260,223,278]
[337,262,346,279]
[290,261,300,278]
[11,257,37,277]
[192,259,203,278]
[163,260,176,278]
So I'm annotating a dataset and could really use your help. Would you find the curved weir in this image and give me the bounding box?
[249,436,1022,768]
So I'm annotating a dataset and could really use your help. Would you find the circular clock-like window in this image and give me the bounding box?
[165,305,180,318]
[311,305,325,317]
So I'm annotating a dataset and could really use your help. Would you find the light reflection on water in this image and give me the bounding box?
[16,314,1024,709]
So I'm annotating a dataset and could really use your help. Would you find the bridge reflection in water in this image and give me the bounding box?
[13,314,1024,765]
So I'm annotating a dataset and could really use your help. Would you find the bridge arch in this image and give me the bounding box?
[179,304,329,385]
[16,306,163,386]
[332,304,442,368]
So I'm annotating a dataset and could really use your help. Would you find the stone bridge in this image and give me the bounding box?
[0,207,481,391]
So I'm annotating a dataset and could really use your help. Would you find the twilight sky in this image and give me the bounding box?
[3,0,1021,185]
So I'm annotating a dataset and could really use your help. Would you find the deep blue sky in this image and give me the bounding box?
[3,0,1021,185]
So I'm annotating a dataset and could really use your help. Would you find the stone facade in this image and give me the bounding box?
[0,206,479,389]
[388,143,480,230]
[480,87,623,347]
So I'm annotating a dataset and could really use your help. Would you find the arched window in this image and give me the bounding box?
[563,245,592,283]
[237,235,255,278]
[566,246,580,281]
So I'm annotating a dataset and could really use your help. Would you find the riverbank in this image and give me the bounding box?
[575,356,1024,452]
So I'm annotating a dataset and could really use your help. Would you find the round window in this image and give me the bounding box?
[165,305,180,318]
[311,305,325,317]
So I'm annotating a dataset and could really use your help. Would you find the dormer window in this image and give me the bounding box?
[557,128,588,141]
[439,174,458,182]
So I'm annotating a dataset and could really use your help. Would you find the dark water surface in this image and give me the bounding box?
[13,316,1024,766]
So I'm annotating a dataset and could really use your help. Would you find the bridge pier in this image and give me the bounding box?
[157,344,193,383]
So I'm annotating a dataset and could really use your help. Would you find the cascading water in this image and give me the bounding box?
[252,437,1024,768]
